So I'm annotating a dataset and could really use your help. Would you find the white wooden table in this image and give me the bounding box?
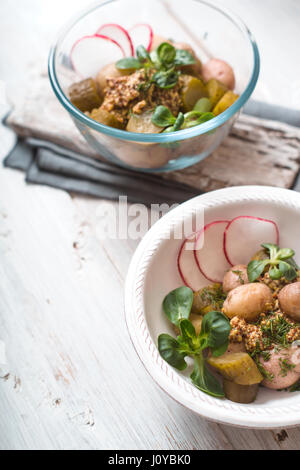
[1,0,300,450]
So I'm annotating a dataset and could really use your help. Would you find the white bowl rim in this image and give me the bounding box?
[125,185,300,429]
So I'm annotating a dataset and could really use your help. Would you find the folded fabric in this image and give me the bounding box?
[4,138,199,205]
[243,100,300,128]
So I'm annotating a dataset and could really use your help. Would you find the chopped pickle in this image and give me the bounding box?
[192,284,225,315]
[213,90,239,116]
[126,112,162,133]
[223,379,259,404]
[89,107,124,129]
[69,78,102,112]
[208,352,263,385]
[205,78,227,108]
[193,97,212,113]
[180,75,208,112]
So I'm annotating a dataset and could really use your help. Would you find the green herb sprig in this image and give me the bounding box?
[116,42,196,89]
[290,380,300,392]
[158,286,231,398]
[151,105,214,132]
[247,243,298,282]
[279,357,296,377]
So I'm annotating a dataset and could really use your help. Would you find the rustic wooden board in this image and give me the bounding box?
[6,72,300,192]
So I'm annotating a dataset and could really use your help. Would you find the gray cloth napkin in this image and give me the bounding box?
[4,100,300,204]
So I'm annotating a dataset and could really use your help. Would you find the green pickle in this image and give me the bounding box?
[89,107,124,129]
[69,78,102,112]
[213,90,239,116]
[193,97,212,113]
[205,78,228,108]
[208,352,263,386]
[223,380,259,404]
[181,75,208,112]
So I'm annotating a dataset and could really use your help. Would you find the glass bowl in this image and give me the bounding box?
[48,0,260,173]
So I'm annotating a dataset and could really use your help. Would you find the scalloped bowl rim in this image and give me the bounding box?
[125,186,300,429]
[48,0,260,143]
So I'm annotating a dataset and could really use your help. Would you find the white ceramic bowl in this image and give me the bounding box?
[125,186,300,429]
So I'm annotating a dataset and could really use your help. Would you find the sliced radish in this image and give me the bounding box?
[129,23,154,53]
[96,24,134,57]
[194,221,231,283]
[178,233,208,291]
[70,34,125,77]
[224,216,279,266]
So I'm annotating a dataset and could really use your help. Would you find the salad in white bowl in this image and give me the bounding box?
[125,186,300,428]
[160,215,300,404]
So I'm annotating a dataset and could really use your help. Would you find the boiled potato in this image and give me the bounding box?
[205,79,227,108]
[180,74,208,112]
[251,249,269,261]
[69,78,102,112]
[208,352,263,385]
[89,107,124,129]
[150,35,172,51]
[223,283,273,321]
[126,112,162,133]
[173,42,202,77]
[213,90,239,116]
[278,282,300,322]
[202,58,235,90]
[223,265,249,294]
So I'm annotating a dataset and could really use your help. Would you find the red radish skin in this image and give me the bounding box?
[194,220,231,283]
[224,216,279,266]
[129,23,154,53]
[97,24,134,57]
[177,233,207,291]
[70,34,125,77]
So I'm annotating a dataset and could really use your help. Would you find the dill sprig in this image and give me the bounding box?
[200,285,226,310]
[260,314,293,348]
[279,357,296,377]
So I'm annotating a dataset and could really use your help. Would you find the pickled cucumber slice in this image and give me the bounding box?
[208,352,263,385]
[180,75,208,112]
[223,379,259,403]
[213,90,239,116]
[193,97,212,113]
[89,107,124,129]
[69,78,102,112]
[205,78,227,108]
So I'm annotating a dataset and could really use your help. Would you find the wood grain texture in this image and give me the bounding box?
[1,0,300,450]
[6,73,300,190]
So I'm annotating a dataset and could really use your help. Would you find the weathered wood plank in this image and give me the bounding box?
[6,73,300,192]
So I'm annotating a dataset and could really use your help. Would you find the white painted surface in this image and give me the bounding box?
[0,0,300,450]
